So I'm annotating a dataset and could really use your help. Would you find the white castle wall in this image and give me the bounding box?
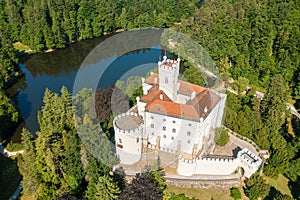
[177,156,240,176]
[145,111,203,154]
[212,91,226,128]
[177,148,262,178]
[114,113,143,165]
[136,99,146,119]
[237,148,262,178]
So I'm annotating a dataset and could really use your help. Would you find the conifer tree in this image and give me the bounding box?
[94,175,120,200]
[18,128,39,196]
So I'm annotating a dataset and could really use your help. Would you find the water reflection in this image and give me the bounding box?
[13,34,163,137]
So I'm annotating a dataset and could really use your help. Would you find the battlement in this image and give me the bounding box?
[113,112,143,135]
[237,148,262,168]
[178,155,235,164]
[158,57,180,71]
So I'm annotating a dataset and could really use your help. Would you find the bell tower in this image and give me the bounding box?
[158,56,180,101]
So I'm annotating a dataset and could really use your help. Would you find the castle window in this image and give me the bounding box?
[136,138,139,143]
[187,131,191,136]
[163,119,166,122]
[188,123,192,126]
[172,120,176,124]
[151,116,154,119]
[151,124,154,128]
[152,132,154,136]
[119,138,122,144]
[187,140,191,144]
[163,135,166,138]
[165,77,168,84]
[172,128,176,133]
[163,126,166,131]
[171,137,174,140]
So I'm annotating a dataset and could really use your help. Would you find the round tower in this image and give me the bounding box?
[113,112,143,165]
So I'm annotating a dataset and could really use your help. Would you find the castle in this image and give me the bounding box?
[113,56,261,178]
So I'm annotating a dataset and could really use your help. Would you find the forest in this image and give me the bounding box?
[0,0,299,199]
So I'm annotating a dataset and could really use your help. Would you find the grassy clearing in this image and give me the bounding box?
[0,154,21,200]
[264,174,292,196]
[20,194,35,200]
[165,185,250,200]
[165,186,232,200]
[13,42,33,53]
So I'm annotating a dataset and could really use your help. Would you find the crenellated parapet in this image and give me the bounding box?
[158,57,180,70]
[113,111,144,136]
[237,148,262,169]
[178,155,235,164]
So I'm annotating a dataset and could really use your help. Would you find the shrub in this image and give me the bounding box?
[216,130,229,147]
[5,141,23,152]
[230,187,242,200]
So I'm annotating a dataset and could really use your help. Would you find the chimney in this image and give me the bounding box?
[191,91,196,99]
[204,106,208,113]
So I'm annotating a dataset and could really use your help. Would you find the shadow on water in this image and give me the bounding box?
[11,32,164,139]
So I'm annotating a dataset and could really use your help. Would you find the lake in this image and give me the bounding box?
[10,35,165,140]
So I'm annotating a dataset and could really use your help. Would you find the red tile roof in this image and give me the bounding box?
[143,73,220,121]
[178,80,206,95]
[145,73,206,96]
[146,100,200,121]
[144,73,158,85]
[140,85,171,103]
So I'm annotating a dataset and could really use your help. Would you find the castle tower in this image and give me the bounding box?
[158,56,180,101]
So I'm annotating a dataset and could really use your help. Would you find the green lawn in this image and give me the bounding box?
[264,174,292,196]
[0,154,21,200]
[165,186,228,200]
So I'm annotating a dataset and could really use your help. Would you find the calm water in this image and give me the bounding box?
[11,36,165,140]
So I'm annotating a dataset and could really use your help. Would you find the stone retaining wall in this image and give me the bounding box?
[124,174,241,189]
[165,177,241,189]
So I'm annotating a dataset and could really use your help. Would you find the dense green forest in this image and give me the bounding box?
[0,0,299,199]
